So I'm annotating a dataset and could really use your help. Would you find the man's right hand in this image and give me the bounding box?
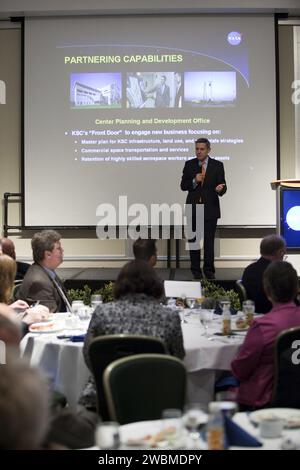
[195,173,204,183]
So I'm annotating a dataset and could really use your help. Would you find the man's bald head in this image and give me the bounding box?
[0,238,16,260]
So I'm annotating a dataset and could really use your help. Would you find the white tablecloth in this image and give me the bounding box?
[20,312,245,409]
[233,412,300,450]
[117,413,300,450]
[21,327,90,410]
[182,312,244,404]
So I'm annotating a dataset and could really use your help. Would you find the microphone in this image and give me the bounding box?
[198,160,202,173]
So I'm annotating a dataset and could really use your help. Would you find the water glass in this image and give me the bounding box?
[216,391,238,417]
[183,403,208,445]
[65,315,80,329]
[186,298,196,309]
[71,300,84,315]
[167,298,177,309]
[95,422,120,449]
[161,408,183,447]
[200,309,214,337]
[220,299,231,312]
[78,305,92,321]
[242,300,255,326]
[91,294,103,311]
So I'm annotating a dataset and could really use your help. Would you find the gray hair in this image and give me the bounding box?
[260,234,286,257]
[31,230,61,263]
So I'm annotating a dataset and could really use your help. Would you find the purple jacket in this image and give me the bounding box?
[231,302,300,408]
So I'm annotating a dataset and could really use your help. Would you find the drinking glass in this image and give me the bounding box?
[242,300,255,326]
[200,309,214,337]
[161,408,183,447]
[220,299,231,312]
[71,300,84,315]
[91,294,103,311]
[216,391,238,417]
[95,422,120,449]
[186,298,196,309]
[78,305,92,321]
[183,403,208,446]
[167,298,176,309]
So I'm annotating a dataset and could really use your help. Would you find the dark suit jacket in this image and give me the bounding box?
[242,257,272,314]
[18,263,68,312]
[155,84,170,107]
[180,157,227,220]
[175,84,183,107]
[16,261,31,281]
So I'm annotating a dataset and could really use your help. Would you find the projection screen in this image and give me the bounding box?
[24,15,277,227]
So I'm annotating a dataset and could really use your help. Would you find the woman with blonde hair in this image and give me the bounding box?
[0,254,18,304]
[0,254,50,333]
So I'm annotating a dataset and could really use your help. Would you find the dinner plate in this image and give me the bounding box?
[121,420,166,448]
[121,420,187,449]
[29,321,63,334]
[231,319,249,332]
[231,326,249,333]
[250,408,300,428]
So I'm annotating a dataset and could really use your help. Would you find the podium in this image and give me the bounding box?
[271,179,300,190]
[271,180,300,251]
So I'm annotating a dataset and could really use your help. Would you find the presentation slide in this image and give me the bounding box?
[24,15,277,227]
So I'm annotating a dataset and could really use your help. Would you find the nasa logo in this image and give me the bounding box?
[227,31,242,46]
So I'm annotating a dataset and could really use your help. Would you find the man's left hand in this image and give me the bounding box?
[215,184,225,193]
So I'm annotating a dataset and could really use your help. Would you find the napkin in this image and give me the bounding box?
[70,334,86,342]
[224,414,262,448]
[214,305,238,315]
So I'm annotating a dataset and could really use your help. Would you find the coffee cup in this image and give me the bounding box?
[259,418,285,438]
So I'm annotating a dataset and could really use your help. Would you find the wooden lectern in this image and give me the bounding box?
[271,179,300,190]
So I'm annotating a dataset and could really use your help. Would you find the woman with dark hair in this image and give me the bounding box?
[80,260,185,410]
[231,261,300,410]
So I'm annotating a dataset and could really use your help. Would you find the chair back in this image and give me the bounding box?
[88,334,167,419]
[272,326,300,408]
[12,280,23,301]
[103,353,186,424]
[235,280,248,305]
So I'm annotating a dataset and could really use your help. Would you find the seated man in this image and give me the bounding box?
[242,234,286,313]
[133,238,157,267]
[18,230,71,312]
[0,237,31,280]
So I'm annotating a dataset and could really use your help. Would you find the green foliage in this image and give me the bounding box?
[67,284,92,305]
[201,279,241,312]
[67,282,114,305]
[99,281,114,303]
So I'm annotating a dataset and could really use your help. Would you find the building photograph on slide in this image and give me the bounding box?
[70,72,122,109]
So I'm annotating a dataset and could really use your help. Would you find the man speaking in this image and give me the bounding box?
[180,138,227,279]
